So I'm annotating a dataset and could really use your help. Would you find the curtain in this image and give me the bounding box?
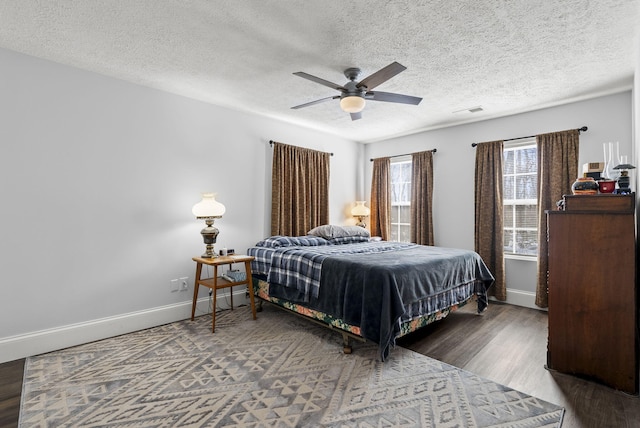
[270,142,330,236]
[410,151,434,245]
[474,141,506,300]
[535,130,579,307]
[370,157,391,240]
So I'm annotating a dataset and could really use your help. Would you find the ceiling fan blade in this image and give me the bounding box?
[350,112,362,121]
[291,95,339,109]
[293,72,346,91]
[366,91,422,105]
[356,61,406,90]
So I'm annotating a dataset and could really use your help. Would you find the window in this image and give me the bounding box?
[503,141,538,257]
[390,158,411,242]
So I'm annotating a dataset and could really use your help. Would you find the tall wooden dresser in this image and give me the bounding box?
[546,194,638,394]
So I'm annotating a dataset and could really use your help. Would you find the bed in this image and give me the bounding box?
[247,226,494,361]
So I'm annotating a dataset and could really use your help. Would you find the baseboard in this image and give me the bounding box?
[2,287,541,364]
[493,288,546,311]
[0,289,249,364]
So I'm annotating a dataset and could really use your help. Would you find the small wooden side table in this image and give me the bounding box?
[191,255,256,333]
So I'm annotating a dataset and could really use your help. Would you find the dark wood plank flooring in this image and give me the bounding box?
[1,302,638,427]
[0,358,24,428]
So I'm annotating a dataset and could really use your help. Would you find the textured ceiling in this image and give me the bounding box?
[1,0,639,143]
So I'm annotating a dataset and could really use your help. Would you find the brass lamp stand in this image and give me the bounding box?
[199,216,221,258]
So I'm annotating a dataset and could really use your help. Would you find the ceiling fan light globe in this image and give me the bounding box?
[340,96,366,113]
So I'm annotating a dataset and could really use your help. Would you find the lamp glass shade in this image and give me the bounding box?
[192,192,226,218]
[351,201,370,217]
[340,96,366,113]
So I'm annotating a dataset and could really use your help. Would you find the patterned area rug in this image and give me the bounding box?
[20,304,564,427]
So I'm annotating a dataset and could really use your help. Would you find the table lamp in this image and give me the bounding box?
[351,201,370,228]
[613,162,636,194]
[192,192,226,258]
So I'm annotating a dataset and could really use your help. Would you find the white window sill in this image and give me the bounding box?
[504,254,538,262]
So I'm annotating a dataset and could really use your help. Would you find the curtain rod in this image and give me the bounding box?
[269,140,334,156]
[471,126,588,147]
[370,148,437,162]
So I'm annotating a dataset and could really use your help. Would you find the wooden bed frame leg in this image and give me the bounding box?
[256,299,263,312]
[342,333,352,354]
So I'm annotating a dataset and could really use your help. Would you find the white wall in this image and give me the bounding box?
[0,48,360,362]
[364,91,634,308]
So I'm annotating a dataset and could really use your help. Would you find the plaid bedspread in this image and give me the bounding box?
[249,242,414,300]
[248,247,278,276]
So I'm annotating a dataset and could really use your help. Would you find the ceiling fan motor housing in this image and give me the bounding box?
[342,80,366,99]
[343,67,366,99]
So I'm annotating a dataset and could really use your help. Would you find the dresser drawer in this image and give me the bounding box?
[562,193,634,212]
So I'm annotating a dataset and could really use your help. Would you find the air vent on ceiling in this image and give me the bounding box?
[453,106,484,114]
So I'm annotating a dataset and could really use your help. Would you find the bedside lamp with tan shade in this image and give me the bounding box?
[351,201,370,228]
[192,192,226,258]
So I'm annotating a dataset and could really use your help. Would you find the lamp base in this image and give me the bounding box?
[202,245,217,259]
[200,219,219,259]
[355,216,366,228]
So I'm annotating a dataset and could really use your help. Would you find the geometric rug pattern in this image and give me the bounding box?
[20,303,564,427]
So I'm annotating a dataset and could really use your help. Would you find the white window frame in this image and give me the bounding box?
[503,139,538,260]
[390,157,411,242]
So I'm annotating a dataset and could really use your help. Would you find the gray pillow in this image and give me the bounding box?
[308,224,370,239]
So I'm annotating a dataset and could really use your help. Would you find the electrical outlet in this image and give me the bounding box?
[170,279,179,292]
[179,277,189,291]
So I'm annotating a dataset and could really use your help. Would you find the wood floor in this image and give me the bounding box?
[0,358,24,428]
[1,302,638,427]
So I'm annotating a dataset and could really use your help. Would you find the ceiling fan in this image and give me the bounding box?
[291,61,422,121]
